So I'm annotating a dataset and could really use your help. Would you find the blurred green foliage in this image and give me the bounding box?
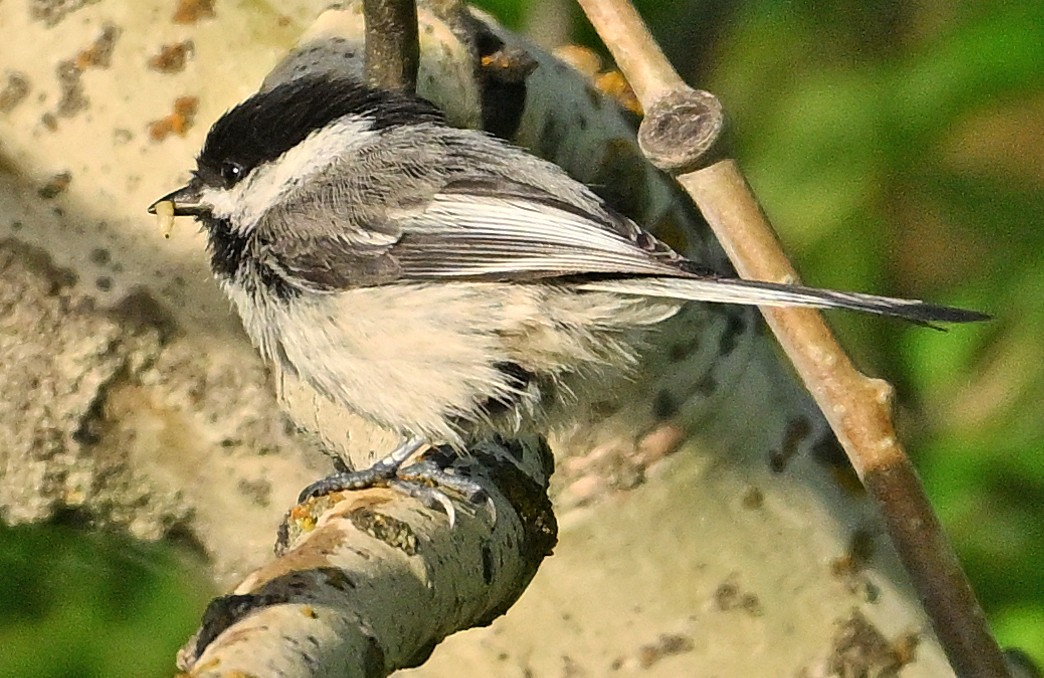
[0,521,212,678]
[2,1,1040,675]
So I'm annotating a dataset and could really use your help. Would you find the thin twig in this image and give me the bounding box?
[363,0,420,92]
[571,0,681,104]
[575,0,1011,676]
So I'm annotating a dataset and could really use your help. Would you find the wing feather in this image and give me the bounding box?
[390,191,685,279]
[255,173,987,325]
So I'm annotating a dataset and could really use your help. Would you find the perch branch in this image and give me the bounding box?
[176,440,557,677]
[575,0,1010,676]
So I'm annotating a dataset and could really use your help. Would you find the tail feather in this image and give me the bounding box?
[576,277,990,327]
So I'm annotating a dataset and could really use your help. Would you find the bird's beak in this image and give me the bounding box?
[147,179,208,217]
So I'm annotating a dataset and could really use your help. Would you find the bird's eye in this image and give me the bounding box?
[220,161,244,186]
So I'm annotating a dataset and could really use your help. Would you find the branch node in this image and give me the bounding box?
[637,88,726,173]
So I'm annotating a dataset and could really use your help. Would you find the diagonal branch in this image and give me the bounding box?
[574,1,1011,676]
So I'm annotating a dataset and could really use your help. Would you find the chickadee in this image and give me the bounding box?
[150,75,985,497]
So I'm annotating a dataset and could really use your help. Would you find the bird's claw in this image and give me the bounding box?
[388,478,458,527]
[395,459,495,527]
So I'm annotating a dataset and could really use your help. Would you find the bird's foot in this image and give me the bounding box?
[296,438,492,527]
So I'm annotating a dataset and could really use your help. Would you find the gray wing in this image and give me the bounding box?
[390,178,695,280]
[260,175,696,291]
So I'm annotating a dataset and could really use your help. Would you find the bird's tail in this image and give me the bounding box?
[575,276,990,327]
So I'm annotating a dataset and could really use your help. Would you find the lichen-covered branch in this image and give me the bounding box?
[177,440,556,677]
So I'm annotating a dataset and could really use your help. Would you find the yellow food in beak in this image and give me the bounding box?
[155,200,175,239]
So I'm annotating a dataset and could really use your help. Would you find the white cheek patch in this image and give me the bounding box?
[202,186,238,220]
[207,114,378,232]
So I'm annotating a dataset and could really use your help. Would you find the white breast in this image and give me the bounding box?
[225,279,683,448]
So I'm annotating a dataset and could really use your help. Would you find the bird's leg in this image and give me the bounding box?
[296,436,427,503]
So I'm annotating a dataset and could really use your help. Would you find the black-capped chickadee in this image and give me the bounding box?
[150,75,986,498]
